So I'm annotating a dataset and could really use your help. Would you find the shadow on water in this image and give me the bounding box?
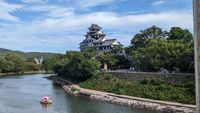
[41,103,52,108]
[52,82,62,87]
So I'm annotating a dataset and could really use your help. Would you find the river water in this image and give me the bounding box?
[0,74,157,113]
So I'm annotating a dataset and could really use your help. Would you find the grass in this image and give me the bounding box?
[80,74,195,105]
[71,87,80,93]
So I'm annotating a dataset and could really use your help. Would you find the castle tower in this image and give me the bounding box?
[80,24,122,52]
[85,24,106,40]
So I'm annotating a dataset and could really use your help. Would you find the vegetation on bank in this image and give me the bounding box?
[43,26,194,73]
[42,25,195,104]
[0,53,42,73]
[80,74,195,104]
[0,48,59,73]
[43,51,102,81]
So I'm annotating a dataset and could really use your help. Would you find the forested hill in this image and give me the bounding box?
[0,48,59,59]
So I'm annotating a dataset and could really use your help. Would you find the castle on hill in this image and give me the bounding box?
[80,24,122,52]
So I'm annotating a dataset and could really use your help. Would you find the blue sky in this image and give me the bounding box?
[0,0,193,53]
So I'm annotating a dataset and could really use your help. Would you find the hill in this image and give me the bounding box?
[0,48,60,59]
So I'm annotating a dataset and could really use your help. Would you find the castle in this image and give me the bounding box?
[80,24,122,52]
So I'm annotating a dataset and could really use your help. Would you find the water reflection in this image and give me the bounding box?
[41,103,51,108]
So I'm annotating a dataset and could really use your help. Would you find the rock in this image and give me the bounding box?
[68,87,195,113]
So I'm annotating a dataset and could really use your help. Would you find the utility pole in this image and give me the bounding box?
[194,0,200,112]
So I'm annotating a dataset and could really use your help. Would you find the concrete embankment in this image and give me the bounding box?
[50,76,196,113]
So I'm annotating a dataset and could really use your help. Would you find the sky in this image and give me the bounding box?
[0,0,193,53]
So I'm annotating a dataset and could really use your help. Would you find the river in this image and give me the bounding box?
[0,74,157,113]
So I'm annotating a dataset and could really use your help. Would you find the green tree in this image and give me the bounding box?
[82,47,101,59]
[58,51,100,81]
[25,62,41,71]
[115,55,131,69]
[128,26,194,72]
[42,58,53,71]
[131,25,168,48]
[25,58,41,71]
[4,53,25,72]
[42,55,65,72]
[168,27,193,43]
[97,53,118,70]
[0,57,13,73]
[130,38,194,72]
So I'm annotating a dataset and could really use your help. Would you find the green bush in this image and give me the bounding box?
[80,74,195,104]
[58,52,100,81]
[0,53,26,73]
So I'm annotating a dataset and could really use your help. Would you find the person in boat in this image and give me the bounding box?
[40,96,52,104]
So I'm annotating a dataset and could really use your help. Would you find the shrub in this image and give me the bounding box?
[80,74,195,104]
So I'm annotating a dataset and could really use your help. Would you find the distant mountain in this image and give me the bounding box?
[0,48,60,59]
[0,48,13,55]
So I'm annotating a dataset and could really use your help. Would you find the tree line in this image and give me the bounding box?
[127,26,194,72]
[0,53,42,73]
[43,25,194,79]
[0,26,193,76]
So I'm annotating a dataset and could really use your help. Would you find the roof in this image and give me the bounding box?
[97,31,106,36]
[88,24,102,30]
[79,41,84,45]
[93,37,106,42]
[102,39,117,46]
[80,24,123,49]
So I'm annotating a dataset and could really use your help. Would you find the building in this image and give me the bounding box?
[80,24,122,52]
[34,56,43,64]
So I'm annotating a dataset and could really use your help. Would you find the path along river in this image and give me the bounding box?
[0,74,157,113]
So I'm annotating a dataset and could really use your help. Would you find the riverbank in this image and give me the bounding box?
[81,74,195,104]
[50,76,196,113]
[0,71,50,76]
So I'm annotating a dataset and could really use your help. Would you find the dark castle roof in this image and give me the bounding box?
[88,24,102,30]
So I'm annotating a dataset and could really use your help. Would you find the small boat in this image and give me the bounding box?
[40,96,52,104]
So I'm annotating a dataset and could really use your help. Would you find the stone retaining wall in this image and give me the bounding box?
[90,95,195,113]
[105,71,194,84]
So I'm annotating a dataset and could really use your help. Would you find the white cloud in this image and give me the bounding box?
[21,0,48,4]
[153,0,166,6]
[0,5,193,53]
[0,1,23,22]
[22,4,74,17]
[57,0,117,9]
[23,5,58,12]
[0,0,193,53]
[47,8,74,17]
[32,10,193,34]
[75,0,114,8]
